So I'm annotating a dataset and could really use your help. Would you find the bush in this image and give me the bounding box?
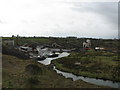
[26,76,39,88]
[2,45,29,59]
[112,65,120,81]
[27,76,39,84]
[25,64,42,75]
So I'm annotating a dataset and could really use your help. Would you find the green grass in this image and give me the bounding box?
[2,37,119,52]
[2,54,108,88]
[52,50,120,82]
[2,37,51,46]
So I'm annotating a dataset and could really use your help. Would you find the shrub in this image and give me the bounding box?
[25,64,42,75]
[26,76,39,88]
[2,45,29,59]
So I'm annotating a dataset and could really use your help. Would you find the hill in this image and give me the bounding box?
[2,54,108,88]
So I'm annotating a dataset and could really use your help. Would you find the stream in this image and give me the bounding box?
[38,52,120,88]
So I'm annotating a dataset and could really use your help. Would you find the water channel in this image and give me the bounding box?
[38,52,120,88]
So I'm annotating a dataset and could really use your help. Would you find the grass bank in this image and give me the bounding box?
[51,50,120,82]
[2,54,108,88]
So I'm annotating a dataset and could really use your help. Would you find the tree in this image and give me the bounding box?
[12,35,14,37]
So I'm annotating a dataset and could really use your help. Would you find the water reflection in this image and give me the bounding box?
[38,52,120,88]
[53,66,120,88]
[38,52,70,65]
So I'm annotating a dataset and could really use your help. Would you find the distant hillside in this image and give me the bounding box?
[2,37,118,51]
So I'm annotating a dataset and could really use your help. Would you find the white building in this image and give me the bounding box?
[83,39,91,48]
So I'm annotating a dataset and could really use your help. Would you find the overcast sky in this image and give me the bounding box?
[0,0,118,39]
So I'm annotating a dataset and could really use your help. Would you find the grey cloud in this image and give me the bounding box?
[0,20,3,23]
[118,2,120,38]
[71,2,118,27]
[22,20,28,24]
[68,21,74,25]
[22,20,38,24]
[0,19,6,24]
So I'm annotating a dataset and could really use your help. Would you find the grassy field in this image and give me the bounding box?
[2,54,109,88]
[2,37,118,51]
[51,50,120,82]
